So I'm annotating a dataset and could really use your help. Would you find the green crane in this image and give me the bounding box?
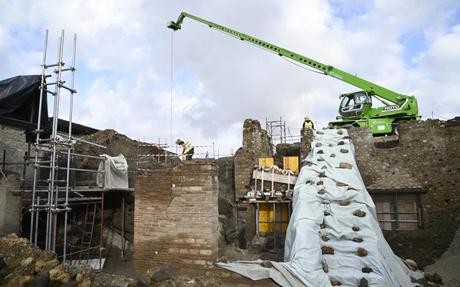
[168,12,420,135]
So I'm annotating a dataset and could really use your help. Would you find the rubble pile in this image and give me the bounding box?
[0,234,227,287]
[0,234,94,287]
[74,129,178,186]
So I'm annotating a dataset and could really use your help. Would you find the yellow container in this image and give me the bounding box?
[283,156,299,173]
[258,157,274,168]
[258,203,290,234]
[258,203,274,233]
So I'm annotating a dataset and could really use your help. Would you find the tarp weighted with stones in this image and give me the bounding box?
[218,129,422,286]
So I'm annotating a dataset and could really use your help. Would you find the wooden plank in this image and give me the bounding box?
[252,170,297,185]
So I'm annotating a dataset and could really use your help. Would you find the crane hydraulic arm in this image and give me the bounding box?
[168,12,420,135]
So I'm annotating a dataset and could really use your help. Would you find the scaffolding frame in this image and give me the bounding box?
[25,30,107,265]
[265,117,301,145]
[266,117,287,145]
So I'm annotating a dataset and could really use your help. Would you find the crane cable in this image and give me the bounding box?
[212,28,324,75]
[170,30,174,153]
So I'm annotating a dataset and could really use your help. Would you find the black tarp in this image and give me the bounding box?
[0,75,48,137]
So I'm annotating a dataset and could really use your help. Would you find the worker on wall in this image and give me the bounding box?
[302,116,315,132]
[176,139,194,160]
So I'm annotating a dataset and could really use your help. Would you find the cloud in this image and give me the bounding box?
[0,0,459,155]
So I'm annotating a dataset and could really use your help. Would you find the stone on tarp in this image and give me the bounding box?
[338,162,353,169]
[359,278,369,287]
[353,210,366,217]
[321,246,334,255]
[261,261,273,268]
[322,259,329,273]
[405,259,418,271]
[330,277,342,286]
[357,248,368,257]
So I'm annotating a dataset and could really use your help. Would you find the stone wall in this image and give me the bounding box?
[233,120,273,250]
[77,129,175,188]
[234,119,272,201]
[216,157,238,250]
[349,118,460,267]
[0,173,21,236]
[300,128,314,161]
[0,125,33,180]
[133,160,219,275]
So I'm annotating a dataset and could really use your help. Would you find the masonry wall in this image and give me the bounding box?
[0,125,32,180]
[133,160,219,275]
[234,119,272,201]
[349,118,460,267]
[0,173,20,236]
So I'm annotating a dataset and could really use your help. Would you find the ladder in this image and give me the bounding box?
[77,203,97,264]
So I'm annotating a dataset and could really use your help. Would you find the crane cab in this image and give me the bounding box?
[339,91,372,118]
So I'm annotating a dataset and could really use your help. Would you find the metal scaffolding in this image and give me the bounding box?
[24,30,107,266]
[266,117,301,145]
[266,117,287,145]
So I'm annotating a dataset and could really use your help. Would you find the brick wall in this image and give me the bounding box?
[349,118,460,266]
[133,160,219,275]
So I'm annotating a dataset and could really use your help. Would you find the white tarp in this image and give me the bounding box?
[219,129,420,286]
[97,154,129,190]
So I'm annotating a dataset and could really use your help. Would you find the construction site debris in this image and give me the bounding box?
[0,234,94,287]
[137,265,174,286]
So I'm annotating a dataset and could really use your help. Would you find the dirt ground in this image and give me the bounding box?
[425,226,460,287]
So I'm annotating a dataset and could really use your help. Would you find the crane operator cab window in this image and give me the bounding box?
[339,91,372,118]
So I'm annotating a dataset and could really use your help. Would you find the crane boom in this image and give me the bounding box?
[168,12,420,135]
[169,12,409,105]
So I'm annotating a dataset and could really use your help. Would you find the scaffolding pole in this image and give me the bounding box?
[26,30,107,266]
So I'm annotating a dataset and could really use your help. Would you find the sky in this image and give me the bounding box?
[1,0,459,157]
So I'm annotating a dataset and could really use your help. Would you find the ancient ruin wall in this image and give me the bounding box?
[349,118,460,267]
[133,160,219,275]
[234,119,272,201]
